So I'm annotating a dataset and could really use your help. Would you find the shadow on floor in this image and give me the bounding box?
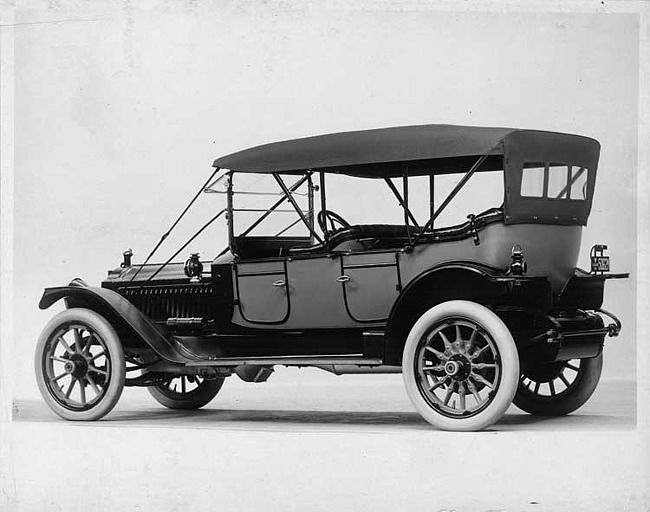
[12,399,636,432]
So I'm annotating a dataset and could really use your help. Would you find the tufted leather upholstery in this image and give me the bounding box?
[288,207,504,255]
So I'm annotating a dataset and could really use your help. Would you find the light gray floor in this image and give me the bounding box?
[13,373,636,432]
[6,377,644,512]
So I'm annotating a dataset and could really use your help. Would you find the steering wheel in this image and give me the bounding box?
[317,209,351,234]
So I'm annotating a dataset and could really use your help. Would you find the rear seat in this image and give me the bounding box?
[288,207,504,255]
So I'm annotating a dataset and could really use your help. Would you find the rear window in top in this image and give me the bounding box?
[520,163,588,200]
[569,166,588,200]
[521,163,545,197]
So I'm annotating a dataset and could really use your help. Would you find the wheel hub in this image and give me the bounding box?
[64,354,89,379]
[445,354,471,381]
[444,361,460,376]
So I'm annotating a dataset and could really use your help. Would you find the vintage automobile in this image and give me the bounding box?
[35,124,628,430]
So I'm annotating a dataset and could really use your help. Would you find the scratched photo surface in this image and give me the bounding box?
[2,2,647,511]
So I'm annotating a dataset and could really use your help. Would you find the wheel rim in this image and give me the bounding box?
[519,359,583,401]
[155,375,209,399]
[42,322,112,411]
[415,317,502,418]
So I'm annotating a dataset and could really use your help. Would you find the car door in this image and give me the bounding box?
[234,259,289,324]
[339,251,402,323]
[282,254,353,329]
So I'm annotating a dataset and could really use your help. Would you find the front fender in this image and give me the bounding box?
[39,281,188,364]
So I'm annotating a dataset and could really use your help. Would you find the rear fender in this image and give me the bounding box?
[383,262,552,365]
[39,281,187,364]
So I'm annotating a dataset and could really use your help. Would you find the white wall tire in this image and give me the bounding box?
[35,308,126,421]
[402,300,519,431]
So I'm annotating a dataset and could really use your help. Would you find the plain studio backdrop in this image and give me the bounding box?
[2,3,648,512]
[11,5,638,397]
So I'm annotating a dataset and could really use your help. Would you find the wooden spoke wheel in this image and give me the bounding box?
[402,301,519,431]
[35,308,125,421]
[514,355,603,416]
[147,374,224,410]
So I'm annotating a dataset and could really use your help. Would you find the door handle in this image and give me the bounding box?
[272,280,286,287]
[336,275,351,283]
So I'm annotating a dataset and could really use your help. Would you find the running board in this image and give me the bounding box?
[171,330,385,364]
[185,356,384,367]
